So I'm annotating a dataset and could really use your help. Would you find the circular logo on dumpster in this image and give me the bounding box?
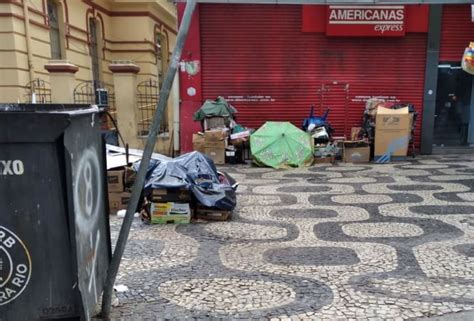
[0,226,32,306]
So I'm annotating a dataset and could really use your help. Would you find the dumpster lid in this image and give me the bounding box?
[0,103,99,114]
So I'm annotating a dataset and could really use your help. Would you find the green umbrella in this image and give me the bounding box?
[250,122,314,169]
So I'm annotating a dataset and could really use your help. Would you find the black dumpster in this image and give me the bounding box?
[0,104,111,321]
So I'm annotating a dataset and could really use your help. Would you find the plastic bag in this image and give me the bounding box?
[462,42,474,75]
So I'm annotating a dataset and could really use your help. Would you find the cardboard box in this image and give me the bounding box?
[192,133,206,153]
[375,107,412,158]
[204,129,227,146]
[204,117,227,130]
[196,205,231,221]
[108,192,130,213]
[107,170,124,192]
[205,146,226,165]
[150,202,191,224]
[343,141,370,163]
[151,202,191,216]
[121,192,131,207]
[314,156,335,164]
[151,188,192,202]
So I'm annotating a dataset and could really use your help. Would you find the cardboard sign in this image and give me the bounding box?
[327,5,405,37]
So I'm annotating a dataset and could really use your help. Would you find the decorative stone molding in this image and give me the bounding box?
[44,60,79,74]
[109,61,140,74]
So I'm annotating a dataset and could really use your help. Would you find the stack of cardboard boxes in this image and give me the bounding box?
[144,187,193,224]
[192,116,252,165]
[107,167,135,214]
[193,127,229,165]
[142,186,232,224]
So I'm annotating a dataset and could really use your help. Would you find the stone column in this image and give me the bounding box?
[44,61,78,103]
[109,62,141,148]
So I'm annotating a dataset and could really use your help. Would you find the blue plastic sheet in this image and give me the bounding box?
[133,151,237,211]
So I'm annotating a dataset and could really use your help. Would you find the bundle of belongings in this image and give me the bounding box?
[193,96,237,130]
[133,151,238,224]
[193,97,252,165]
[462,42,474,75]
[302,105,336,164]
[302,105,333,144]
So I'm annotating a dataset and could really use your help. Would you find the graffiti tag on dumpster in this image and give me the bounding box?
[0,226,31,305]
[73,147,104,318]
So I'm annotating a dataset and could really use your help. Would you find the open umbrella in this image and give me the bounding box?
[250,121,314,169]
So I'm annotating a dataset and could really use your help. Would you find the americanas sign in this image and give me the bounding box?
[327,6,405,37]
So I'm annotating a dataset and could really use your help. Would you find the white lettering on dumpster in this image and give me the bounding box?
[0,226,31,306]
[0,160,24,176]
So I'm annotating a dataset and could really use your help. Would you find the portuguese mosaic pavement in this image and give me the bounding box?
[109,155,474,320]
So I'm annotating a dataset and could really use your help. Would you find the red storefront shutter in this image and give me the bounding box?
[440,4,474,62]
[199,4,426,145]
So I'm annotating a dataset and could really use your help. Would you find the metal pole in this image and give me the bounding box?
[100,1,197,318]
[420,4,442,154]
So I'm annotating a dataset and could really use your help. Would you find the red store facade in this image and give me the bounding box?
[178,3,474,154]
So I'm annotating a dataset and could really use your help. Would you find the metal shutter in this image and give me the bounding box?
[440,4,474,62]
[200,4,426,144]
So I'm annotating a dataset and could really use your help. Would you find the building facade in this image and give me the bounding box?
[178,3,474,155]
[0,0,179,155]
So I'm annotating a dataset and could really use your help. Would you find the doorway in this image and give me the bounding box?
[434,64,472,146]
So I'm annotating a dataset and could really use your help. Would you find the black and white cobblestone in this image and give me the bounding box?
[109,155,474,320]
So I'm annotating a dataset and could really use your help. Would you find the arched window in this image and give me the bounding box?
[47,0,65,59]
[156,32,169,87]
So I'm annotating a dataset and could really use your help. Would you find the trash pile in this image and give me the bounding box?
[246,99,417,167]
[106,146,237,224]
[192,96,252,164]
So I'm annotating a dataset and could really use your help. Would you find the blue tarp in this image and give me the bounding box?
[133,151,237,211]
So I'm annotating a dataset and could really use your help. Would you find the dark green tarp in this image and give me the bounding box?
[193,96,237,121]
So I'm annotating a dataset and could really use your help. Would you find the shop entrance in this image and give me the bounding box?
[434,64,472,146]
